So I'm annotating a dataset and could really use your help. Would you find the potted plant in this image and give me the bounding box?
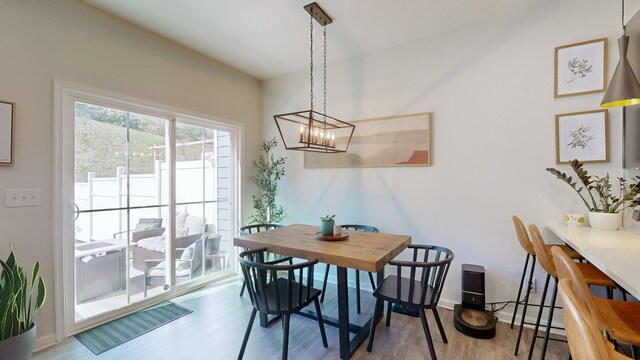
[248,138,286,224]
[0,248,46,360]
[546,159,640,230]
[320,215,335,236]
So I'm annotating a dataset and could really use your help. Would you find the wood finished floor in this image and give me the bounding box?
[34,276,568,360]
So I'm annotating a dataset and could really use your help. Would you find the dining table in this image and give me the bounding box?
[233,223,411,360]
[547,223,640,299]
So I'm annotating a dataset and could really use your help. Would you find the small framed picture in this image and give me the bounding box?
[0,100,14,165]
[554,38,608,98]
[555,109,609,164]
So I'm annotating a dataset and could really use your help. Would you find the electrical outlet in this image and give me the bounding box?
[5,188,42,207]
[525,277,537,293]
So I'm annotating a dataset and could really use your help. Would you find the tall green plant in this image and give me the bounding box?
[248,138,286,224]
[0,249,46,340]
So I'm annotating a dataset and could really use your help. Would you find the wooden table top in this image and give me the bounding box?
[233,224,411,273]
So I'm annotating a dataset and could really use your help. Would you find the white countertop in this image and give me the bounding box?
[547,223,640,299]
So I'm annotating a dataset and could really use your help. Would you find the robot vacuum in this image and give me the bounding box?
[453,264,496,339]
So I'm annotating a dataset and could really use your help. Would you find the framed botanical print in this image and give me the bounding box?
[555,109,609,164]
[554,38,608,98]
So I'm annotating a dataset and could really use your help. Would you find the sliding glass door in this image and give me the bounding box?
[60,86,238,334]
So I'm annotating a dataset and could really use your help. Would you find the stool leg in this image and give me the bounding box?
[320,264,330,303]
[526,273,551,360]
[514,256,537,355]
[511,254,531,329]
[539,277,558,360]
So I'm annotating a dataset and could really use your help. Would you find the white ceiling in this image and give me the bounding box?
[83,0,562,79]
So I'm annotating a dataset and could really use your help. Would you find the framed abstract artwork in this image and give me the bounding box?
[554,38,607,98]
[555,109,609,164]
[304,112,431,168]
[0,100,14,165]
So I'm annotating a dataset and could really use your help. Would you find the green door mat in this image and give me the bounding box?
[75,301,192,355]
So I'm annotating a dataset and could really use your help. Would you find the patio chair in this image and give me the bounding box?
[143,237,204,298]
[113,217,164,241]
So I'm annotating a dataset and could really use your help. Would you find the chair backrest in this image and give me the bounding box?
[558,278,625,360]
[190,238,204,276]
[341,224,379,233]
[239,247,318,315]
[512,215,534,255]
[240,224,283,235]
[388,245,454,307]
[550,246,603,330]
[528,224,556,277]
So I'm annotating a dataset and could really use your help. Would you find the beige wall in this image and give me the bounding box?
[263,0,639,326]
[0,0,262,347]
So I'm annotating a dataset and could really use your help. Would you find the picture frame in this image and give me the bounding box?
[555,109,609,164]
[0,100,15,165]
[554,38,607,98]
[304,112,431,168]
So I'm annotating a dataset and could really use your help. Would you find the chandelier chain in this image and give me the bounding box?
[323,24,327,124]
[310,14,314,112]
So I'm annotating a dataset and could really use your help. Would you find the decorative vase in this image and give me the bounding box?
[0,324,36,360]
[320,220,335,236]
[588,211,622,231]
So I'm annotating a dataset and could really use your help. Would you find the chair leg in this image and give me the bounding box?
[514,256,537,356]
[386,301,392,327]
[356,270,361,314]
[432,307,448,343]
[282,314,290,360]
[240,280,246,297]
[320,264,330,303]
[238,308,257,360]
[418,307,438,360]
[368,272,376,290]
[314,298,328,348]
[526,273,551,360]
[511,254,531,329]
[367,297,382,352]
[539,277,558,360]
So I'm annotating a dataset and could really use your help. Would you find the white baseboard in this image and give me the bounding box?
[34,333,57,353]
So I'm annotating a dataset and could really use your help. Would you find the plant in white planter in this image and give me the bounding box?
[546,159,640,230]
[0,248,46,360]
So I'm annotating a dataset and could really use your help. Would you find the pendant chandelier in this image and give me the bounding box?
[274,2,355,153]
[601,0,640,108]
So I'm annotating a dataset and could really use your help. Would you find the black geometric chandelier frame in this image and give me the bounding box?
[274,2,355,153]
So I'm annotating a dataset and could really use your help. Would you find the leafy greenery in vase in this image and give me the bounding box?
[546,159,640,213]
[0,248,46,340]
[248,138,286,224]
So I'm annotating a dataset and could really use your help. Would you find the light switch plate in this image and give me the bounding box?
[5,188,42,207]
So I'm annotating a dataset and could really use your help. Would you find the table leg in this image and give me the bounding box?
[337,266,350,359]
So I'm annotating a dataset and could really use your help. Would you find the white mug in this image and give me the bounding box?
[333,224,341,236]
[564,213,585,227]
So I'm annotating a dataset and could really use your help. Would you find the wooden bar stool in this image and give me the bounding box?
[526,224,615,360]
[552,246,640,360]
[511,215,584,355]
[558,278,631,360]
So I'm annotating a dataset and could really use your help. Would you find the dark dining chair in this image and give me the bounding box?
[320,224,378,314]
[367,244,454,360]
[239,224,293,297]
[237,247,328,360]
